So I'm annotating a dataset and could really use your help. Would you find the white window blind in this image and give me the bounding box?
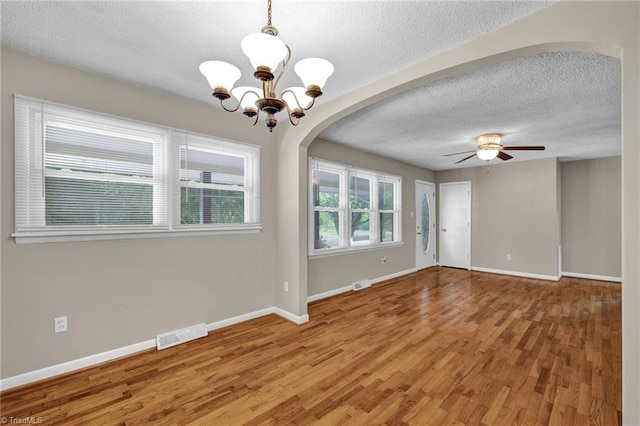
[14,95,261,243]
[15,96,168,230]
[173,131,260,227]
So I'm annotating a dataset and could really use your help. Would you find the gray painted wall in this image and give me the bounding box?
[0,50,624,382]
[561,157,621,278]
[0,48,278,378]
[436,157,561,277]
[307,139,434,296]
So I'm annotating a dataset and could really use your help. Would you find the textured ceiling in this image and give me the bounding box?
[320,51,621,170]
[1,1,620,170]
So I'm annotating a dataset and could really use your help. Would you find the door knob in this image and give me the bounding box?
[417,232,422,235]
[442,228,447,232]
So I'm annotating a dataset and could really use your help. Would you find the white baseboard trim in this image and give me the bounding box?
[273,307,309,324]
[0,338,156,392]
[370,268,417,285]
[205,307,275,332]
[307,285,352,303]
[0,306,301,392]
[471,266,560,281]
[307,268,418,303]
[561,272,622,283]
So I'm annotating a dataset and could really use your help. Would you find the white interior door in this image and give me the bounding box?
[439,182,471,269]
[415,181,436,270]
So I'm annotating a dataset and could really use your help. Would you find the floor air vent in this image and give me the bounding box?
[156,323,207,350]
[352,279,372,291]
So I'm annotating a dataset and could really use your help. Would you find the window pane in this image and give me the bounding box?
[46,177,153,225]
[181,187,244,224]
[44,124,157,227]
[380,212,395,242]
[379,181,395,210]
[309,160,401,253]
[313,211,341,249]
[421,193,430,252]
[312,170,340,208]
[350,176,370,209]
[351,212,370,245]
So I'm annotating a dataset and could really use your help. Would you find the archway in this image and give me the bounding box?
[273,3,638,422]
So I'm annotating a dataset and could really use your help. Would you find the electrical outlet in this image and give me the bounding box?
[283,281,289,292]
[506,253,511,261]
[54,316,68,333]
[381,256,387,264]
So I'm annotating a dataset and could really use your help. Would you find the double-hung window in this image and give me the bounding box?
[173,131,260,227]
[310,158,401,255]
[13,95,260,243]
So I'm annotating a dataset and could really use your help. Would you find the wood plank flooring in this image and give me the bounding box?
[0,267,622,425]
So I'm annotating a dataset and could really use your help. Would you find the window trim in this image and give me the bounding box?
[308,158,402,257]
[12,95,262,244]
[12,225,262,245]
[172,130,260,228]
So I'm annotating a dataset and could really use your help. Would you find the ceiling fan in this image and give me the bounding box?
[444,133,545,164]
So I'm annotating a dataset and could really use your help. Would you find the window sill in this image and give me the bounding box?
[12,224,263,244]
[309,241,404,259]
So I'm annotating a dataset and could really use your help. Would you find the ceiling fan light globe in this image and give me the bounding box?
[295,58,334,89]
[477,148,500,161]
[241,33,288,72]
[199,61,241,92]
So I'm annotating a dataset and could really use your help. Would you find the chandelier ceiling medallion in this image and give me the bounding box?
[199,0,334,132]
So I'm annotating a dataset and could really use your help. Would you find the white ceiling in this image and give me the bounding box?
[1,1,621,170]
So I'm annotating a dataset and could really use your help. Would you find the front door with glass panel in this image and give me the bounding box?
[415,180,436,270]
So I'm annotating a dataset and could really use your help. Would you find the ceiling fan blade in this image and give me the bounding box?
[442,150,476,157]
[455,153,477,164]
[501,146,546,151]
[497,151,513,161]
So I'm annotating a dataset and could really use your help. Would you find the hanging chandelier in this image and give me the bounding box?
[199,0,334,132]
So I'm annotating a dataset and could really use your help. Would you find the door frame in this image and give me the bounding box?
[415,180,436,270]
[439,181,471,269]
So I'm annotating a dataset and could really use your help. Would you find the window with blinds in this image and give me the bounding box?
[309,158,402,255]
[173,131,260,227]
[13,95,261,243]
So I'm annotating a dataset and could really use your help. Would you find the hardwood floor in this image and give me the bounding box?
[0,267,621,425]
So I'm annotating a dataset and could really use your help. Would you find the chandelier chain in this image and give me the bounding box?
[261,0,278,36]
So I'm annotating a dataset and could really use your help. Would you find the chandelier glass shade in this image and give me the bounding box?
[199,0,334,132]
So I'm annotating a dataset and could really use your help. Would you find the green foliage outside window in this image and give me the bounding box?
[180,187,244,224]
